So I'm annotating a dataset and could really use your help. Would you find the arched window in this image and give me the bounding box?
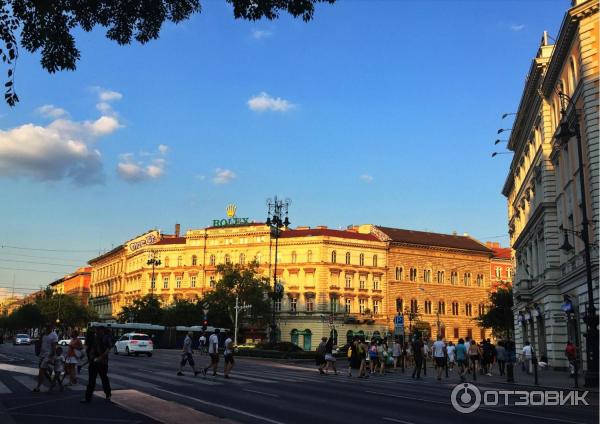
[395,266,404,281]
[359,253,365,266]
[424,300,432,314]
[438,301,446,315]
[225,254,231,264]
[191,255,197,266]
[209,255,216,266]
[303,329,312,351]
[423,269,431,283]
[437,271,444,284]
[291,329,299,346]
[410,299,418,314]
[476,274,484,287]
[307,250,313,262]
[345,252,351,265]
[463,272,471,286]
[569,57,577,95]
[478,303,485,316]
[396,298,403,313]
[331,250,337,263]
[465,303,472,317]
[451,301,459,316]
[372,255,378,267]
[177,256,183,267]
[291,251,297,264]
[239,253,245,265]
[450,271,458,285]
[409,268,418,282]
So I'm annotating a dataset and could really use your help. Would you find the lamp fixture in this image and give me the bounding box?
[492,152,512,157]
[497,128,513,134]
[559,231,574,252]
[495,139,508,145]
[502,112,516,119]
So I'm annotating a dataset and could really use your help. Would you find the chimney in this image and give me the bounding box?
[175,223,181,237]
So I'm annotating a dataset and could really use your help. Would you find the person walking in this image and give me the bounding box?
[392,338,401,370]
[348,337,361,377]
[33,325,58,393]
[202,329,221,377]
[463,336,471,371]
[447,341,456,371]
[422,338,430,376]
[468,339,481,379]
[65,330,83,385]
[565,341,577,378]
[315,337,327,375]
[496,341,507,376]
[198,333,207,355]
[411,335,424,380]
[49,346,66,392]
[324,337,338,375]
[223,331,235,379]
[81,326,113,403]
[455,338,468,382]
[358,338,368,378]
[378,339,388,375]
[177,332,200,376]
[368,340,378,375]
[432,335,446,381]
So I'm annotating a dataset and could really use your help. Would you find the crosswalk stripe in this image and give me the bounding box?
[13,376,37,391]
[0,380,12,394]
[144,370,222,386]
[224,373,281,384]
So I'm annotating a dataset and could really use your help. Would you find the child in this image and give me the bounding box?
[49,346,66,391]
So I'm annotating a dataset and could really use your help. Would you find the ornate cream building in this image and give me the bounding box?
[502,0,598,369]
[89,219,495,350]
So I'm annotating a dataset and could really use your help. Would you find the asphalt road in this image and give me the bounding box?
[0,343,597,424]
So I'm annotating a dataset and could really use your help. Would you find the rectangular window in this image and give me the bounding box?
[345,276,352,288]
[495,267,502,278]
[453,328,459,339]
[373,279,380,290]
[424,300,432,314]
[190,276,196,288]
[274,300,281,312]
[209,276,216,288]
[451,272,457,285]
[359,279,366,290]
[373,300,379,314]
[163,276,169,289]
[507,268,513,279]
[345,298,352,313]
[359,299,366,314]
[151,277,156,289]
[306,298,314,312]
[290,297,297,312]
[176,276,182,288]
[467,328,473,339]
[330,297,339,313]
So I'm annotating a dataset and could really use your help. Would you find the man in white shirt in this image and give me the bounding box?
[202,329,220,377]
[223,331,235,379]
[522,341,533,374]
[177,332,199,376]
[198,334,207,355]
[34,325,58,392]
[432,335,446,381]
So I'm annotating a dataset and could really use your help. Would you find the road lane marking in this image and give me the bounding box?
[0,364,38,376]
[382,418,416,424]
[243,389,280,398]
[154,387,286,424]
[13,376,37,391]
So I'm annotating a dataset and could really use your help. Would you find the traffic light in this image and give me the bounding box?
[202,319,208,331]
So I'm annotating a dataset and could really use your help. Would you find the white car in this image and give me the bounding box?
[58,336,86,346]
[13,334,31,345]
[113,333,153,357]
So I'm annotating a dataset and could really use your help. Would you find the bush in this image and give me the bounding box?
[254,341,303,352]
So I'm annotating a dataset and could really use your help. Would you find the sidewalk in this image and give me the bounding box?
[480,367,598,392]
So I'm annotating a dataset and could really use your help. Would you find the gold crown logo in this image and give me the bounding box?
[226,204,237,218]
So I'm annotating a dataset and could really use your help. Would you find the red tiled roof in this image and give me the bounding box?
[279,228,380,242]
[155,237,186,245]
[491,247,512,260]
[376,226,492,253]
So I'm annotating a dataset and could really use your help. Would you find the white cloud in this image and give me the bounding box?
[247,92,294,112]
[360,174,374,183]
[36,104,68,119]
[510,24,525,32]
[117,145,169,183]
[98,89,123,102]
[252,29,272,40]
[213,168,236,185]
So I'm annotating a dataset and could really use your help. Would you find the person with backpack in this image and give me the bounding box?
[33,325,58,393]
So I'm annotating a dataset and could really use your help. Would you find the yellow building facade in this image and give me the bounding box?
[89,220,494,349]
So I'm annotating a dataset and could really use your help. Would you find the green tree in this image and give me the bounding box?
[35,293,97,329]
[202,262,272,330]
[0,0,335,106]
[476,287,515,340]
[162,298,203,327]
[8,303,43,332]
[117,294,163,324]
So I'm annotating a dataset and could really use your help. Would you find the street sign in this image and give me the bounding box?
[394,315,404,326]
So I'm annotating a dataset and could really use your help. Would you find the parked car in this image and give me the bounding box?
[13,334,31,345]
[113,333,153,357]
[58,336,86,346]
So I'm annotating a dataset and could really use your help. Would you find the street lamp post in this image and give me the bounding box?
[147,251,161,298]
[557,91,598,388]
[266,196,290,345]
[234,295,252,346]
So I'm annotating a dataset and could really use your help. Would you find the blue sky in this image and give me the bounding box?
[0,0,567,295]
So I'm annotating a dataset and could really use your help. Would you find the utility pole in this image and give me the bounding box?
[234,295,252,345]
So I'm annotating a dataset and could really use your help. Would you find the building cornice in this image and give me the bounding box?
[512,201,556,249]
